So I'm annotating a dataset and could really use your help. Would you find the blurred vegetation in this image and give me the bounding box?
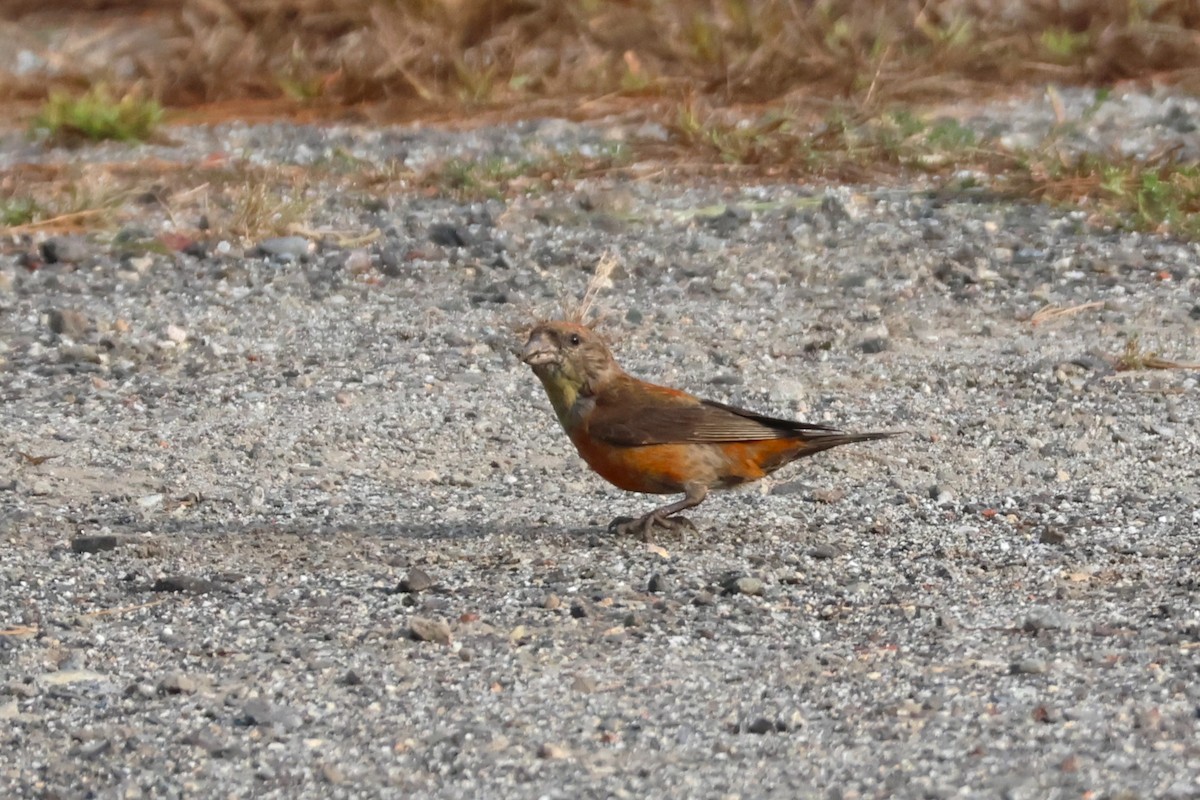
[3,1,1200,239]
[33,86,164,143]
[3,0,1200,111]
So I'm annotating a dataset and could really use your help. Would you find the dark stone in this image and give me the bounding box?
[746,717,775,734]
[702,206,749,237]
[721,575,764,596]
[807,543,841,560]
[859,336,889,354]
[429,223,471,247]
[151,575,226,594]
[237,699,302,729]
[647,573,673,593]
[47,308,90,339]
[1039,527,1066,545]
[40,237,89,264]
[398,567,435,594]
[71,535,121,554]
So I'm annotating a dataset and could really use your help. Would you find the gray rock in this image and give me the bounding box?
[320,763,347,784]
[429,223,472,247]
[397,567,435,593]
[807,543,841,560]
[1010,659,1050,675]
[537,742,570,759]
[158,672,198,695]
[257,236,312,260]
[701,206,749,237]
[648,572,673,593]
[1038,527,1066,545]
[571,674,597,693]
[150,576,226,594]
[237,699,302,729]
[859,336,890,354]
[70,535,122,554]
[745,717,776,734]
[1023,611,1078,632]
[4,681,37,699]
[40,237,89,264]
[722,576,764,596]
[58,344,101,364]
[408,616,451,644]
[46,308,90,338]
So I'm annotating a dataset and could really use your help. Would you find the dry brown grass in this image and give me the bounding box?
[0,158,325,240]
[1029,301,1105,327]
[1112,333,1200,372]
[4,0,1200,115]
[5,1,1200,240]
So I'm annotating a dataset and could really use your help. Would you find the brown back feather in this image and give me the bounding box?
[587,383,885,447]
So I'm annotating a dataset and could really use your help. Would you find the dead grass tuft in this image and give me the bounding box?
[567,252,619,328]
[1029,301,1105,327]
[1112,333,1200,372]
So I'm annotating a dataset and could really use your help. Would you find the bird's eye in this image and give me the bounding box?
[568,333,581,347]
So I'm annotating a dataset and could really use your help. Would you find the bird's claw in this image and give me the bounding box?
[607,515,637,533]
[608,513,697,540]
[661,515,697,534]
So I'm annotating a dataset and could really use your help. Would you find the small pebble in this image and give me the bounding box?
[158,672,198,695]
[746,717,775,735]
[537,743,570,759]
[647,573,673,593]
[859,336,889,354]
[321,763,346,784]
[571,674,597,693]
[722,576,764,596]
[257,236,312,260]
[1010,658,1050,675]
[1039,527,1067,545]
[238,699,302,729]
[46,308,90,338]
[40,237,89,264]
[807,543,840,560]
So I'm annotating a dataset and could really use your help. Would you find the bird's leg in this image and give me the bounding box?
[610,484,708,539]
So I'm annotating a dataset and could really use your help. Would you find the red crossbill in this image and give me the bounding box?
[521,320,897,535]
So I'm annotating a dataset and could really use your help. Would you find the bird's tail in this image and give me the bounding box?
[797,429,903,457]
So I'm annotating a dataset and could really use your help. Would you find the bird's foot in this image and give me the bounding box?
[608,513,697,540]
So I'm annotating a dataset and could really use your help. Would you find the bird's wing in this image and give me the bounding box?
[587,380,841,446]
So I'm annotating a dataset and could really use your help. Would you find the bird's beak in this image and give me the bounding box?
[521,332,559,367]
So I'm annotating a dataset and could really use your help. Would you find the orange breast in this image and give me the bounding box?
[568,433,810,494]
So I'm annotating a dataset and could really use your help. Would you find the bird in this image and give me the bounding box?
[520,319,898,535]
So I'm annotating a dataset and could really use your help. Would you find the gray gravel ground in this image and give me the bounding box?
[2,89,1199,799]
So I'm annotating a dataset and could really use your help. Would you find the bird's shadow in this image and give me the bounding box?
[104,514,602,544]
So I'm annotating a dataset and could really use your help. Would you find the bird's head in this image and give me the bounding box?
[521,321,621,418]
